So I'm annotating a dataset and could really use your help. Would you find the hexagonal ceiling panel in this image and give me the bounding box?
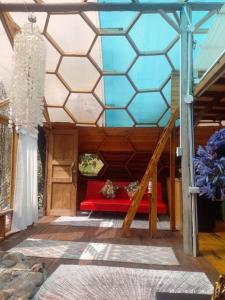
[90,36,137,73]
[11,12,47,33]
[47,14,96,54]
[129,14,178,53]
[98,11,138,31]
[66,93,103,124]
[168,40,180,70]
[105,109,134,127]
[45,74,69,106]
[129,56,171,90]
[45,38,61,72]
[162,80,171,105]
[158,109,171,127]
[95,76,135,107]
[48,107,73,123]
[58,57,100,92]
[128,92,168,124]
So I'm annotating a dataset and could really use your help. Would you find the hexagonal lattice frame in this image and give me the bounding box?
[41,10,181,127]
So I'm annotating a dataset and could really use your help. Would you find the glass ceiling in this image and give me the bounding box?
[0,1,224,127]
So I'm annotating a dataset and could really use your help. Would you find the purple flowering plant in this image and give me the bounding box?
[193,129,225,200]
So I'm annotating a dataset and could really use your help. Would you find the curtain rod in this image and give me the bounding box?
[0,2,223,13]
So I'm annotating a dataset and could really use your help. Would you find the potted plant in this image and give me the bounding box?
[194,128,225,232]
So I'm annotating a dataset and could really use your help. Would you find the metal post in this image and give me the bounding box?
[180,5,198,256]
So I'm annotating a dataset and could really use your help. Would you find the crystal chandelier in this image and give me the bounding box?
[10,15,46,135]
[0,81,7,100]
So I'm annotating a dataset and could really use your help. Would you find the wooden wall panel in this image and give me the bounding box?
[195,126,221,148]
[46,125,222,209]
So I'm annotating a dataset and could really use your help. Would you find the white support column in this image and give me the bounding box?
[180,5,198,256]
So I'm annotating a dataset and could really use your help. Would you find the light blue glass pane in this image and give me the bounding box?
[139,0,176,2]
[193,11,208,26]
[190,0,223,2]
[99,12,138,30]
[129,56,171,90]
[193,11,217,29]
[162,80,172,105]
[159,109,180,127]
[176,119,180,127]
[158,109,171,127]
[101,36,136,73]
[98,0,131,3]
[105,110,134,127]
[128,92,167,124]
[193,34,207,62]
[129,14,177,52]
[103,76,135,107]
[168,40,180,70]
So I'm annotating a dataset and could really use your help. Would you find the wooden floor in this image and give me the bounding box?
[0,215,220,285]
[199,221,225,275]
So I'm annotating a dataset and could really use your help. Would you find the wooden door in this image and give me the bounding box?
[46,129,78,216]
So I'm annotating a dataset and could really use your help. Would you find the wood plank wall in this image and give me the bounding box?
[75,127,177,207]
[47,124,223,208]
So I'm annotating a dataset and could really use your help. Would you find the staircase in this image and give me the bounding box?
[122,108,179,234]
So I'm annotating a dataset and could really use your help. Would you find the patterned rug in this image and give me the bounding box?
[52,215,170,230]
[9,238,179,266]
[35,265,213,300]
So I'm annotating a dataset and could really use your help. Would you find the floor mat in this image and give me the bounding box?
[9,238,179,266]
[52,215,170,230]
[35,265,213,300]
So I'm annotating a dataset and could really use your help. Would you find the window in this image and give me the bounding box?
[79,153,104,177]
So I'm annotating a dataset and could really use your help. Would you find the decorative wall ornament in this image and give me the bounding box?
[9,16,46,136]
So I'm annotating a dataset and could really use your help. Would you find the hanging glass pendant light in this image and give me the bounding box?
[10,14,46,135]
[0,81,7,100]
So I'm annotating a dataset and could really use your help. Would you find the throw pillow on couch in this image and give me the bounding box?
[124,181,140,200]
[99,179,120,199]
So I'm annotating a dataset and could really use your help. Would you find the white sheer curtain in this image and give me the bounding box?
[11,131,38,232]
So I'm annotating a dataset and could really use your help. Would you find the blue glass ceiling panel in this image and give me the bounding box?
[103,76,135,108]
[129,14,177,52]
[105,110,134,127]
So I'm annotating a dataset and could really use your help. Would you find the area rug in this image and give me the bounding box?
[9,238,179,266]
[35,265,213,300]
[52,215,170,230]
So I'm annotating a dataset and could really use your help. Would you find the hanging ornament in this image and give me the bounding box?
[10,14,46,136]
[0,80,7,100]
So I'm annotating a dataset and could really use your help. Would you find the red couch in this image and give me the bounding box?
[80,180,167,214]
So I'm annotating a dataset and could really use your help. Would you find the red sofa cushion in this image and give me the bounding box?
[80,180,167,214]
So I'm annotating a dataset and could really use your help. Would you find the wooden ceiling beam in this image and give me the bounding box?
[0,11,20,44]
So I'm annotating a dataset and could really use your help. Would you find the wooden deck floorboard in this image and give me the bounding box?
[199,222,225,275]
[0,216,220,284]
